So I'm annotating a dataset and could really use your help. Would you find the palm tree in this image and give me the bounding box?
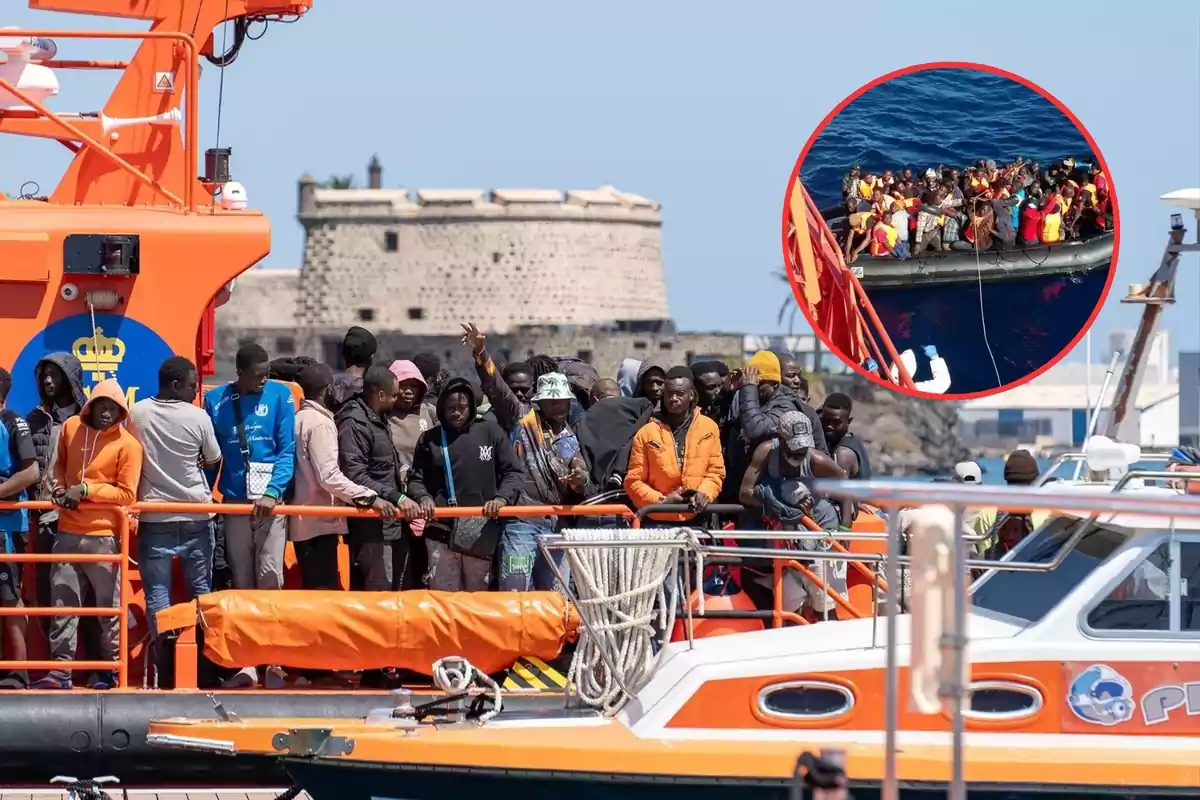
[775,266,821,373]
[322,174,356,189]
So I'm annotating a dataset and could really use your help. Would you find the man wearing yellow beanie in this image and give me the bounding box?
[738,352,825,446]
[745,351,783,384]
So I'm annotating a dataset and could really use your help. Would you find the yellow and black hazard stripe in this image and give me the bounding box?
[502,656,568,692]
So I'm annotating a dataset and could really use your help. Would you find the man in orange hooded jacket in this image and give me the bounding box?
[31,379,142,690]
[625,366,725,522]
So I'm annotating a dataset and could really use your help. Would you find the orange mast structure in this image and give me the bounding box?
[0,0,312,414]
[785,179,915,390]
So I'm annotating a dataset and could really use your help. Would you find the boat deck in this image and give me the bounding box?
[0,790,306,799]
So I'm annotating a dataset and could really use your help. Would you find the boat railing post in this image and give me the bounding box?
[882,508,900,800]
[117,510,131,691]
[680,538,695,649]
[870,562,880,647]
[947,503,968,800]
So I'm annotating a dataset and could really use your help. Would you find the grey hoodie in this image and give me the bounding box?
[617,358,641,398]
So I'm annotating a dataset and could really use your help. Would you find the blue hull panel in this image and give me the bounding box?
[867,262,1110,394]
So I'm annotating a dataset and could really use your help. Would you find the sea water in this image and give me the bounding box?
[801,69,1091,208]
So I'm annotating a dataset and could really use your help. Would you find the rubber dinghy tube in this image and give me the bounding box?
[841,230,1114,289]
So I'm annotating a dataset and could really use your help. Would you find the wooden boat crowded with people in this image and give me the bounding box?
[788,176,1117,394]
[816,161,1116,290]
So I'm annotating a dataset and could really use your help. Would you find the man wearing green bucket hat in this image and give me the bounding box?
[500,372,596,592]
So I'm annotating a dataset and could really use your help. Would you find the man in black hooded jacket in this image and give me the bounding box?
[336,365,416,592]
[408,378,525,591]
[24,353,96,649]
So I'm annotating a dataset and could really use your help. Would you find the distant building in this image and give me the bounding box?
[215,159,842,381]
[958,332,1180,449]
[1181,350,1199,447]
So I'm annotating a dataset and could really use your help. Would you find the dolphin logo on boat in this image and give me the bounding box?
[1067,664,1136,726]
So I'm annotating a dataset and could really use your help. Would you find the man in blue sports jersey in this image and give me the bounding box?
[0,367,40,689]
[204,344,295,689]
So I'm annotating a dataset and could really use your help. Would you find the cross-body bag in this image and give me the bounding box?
[423,429,501,561]
[230,390,277,501]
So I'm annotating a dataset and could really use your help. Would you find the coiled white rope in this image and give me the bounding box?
[431,656,503,723]
[564,527,687,714]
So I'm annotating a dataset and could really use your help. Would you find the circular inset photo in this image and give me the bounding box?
[783,62,1117,399]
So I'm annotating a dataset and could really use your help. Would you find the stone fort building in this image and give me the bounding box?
[214,157,750,380]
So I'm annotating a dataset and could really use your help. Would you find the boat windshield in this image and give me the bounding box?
[971,516,1130,625]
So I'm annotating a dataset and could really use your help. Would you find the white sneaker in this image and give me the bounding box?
[264,666,287,690]
[222,666,258,688]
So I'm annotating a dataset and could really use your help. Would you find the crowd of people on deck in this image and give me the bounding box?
[837,156,1113,263]
[0,324,890,691]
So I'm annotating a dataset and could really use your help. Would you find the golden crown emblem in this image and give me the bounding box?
[73,327,126,382]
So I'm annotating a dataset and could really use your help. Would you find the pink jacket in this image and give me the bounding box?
[291,399,375,542]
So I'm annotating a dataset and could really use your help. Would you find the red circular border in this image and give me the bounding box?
[781,60,1120,401]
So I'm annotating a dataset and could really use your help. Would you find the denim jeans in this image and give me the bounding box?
[496,517,568,592]
[138,519,214,641]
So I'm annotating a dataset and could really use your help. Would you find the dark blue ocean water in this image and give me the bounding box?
[799,68,1106,395]
[802,68,1092,209]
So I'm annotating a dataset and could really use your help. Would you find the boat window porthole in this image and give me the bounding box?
[966,681,1043,720]
[757,681,854,721]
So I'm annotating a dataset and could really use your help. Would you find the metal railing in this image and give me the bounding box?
[632,503,893,624]
[534,476,1199,800]
[7,470,1191,690]
[1035,450,1176,484]
[1,29,200,209]
[813,474,1200,800]
[0,496,901,687]
[0,500,130,687]
[787,178,916,389]
[0,499,639,689]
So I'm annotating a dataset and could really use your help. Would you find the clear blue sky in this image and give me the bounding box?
[9,0,1200,361]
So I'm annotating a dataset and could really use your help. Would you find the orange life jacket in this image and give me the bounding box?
[870,223,899,256]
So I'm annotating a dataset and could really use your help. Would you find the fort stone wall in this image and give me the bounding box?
[215,160,694,376]
[218,167,671,338]
[213,324,746,385]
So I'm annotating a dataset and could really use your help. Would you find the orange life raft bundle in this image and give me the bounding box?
[156,589,580,675]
